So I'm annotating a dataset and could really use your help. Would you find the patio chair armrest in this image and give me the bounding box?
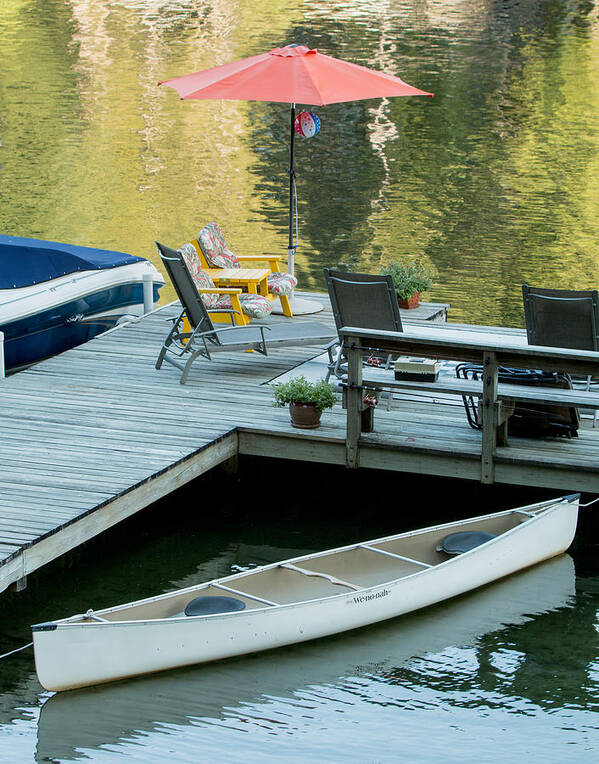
[236,255,283,262]
[205,291,245,325]
[168,308,187,326]
[236,255,283,272]
[199,287,243,294]
[195,323,271,337]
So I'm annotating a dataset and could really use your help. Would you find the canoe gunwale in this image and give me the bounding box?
[31,495,579,691]
[46,495,579,631]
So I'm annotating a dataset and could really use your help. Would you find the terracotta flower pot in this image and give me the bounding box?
[289,402,322,429]
[397,292,421,309]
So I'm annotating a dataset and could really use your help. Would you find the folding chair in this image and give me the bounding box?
[155,242,335,384]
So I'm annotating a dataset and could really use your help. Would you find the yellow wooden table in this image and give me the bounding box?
[202,268,270,326]
[205,268,270,297]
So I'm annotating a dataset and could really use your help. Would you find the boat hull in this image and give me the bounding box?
[1,283,161,371]
[35,555,575,762]
[0,238,164,371]
[32,498,578,691]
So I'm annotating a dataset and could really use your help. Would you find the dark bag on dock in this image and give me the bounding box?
[455,364,580,438]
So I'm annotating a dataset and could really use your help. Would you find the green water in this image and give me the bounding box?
[2,1,599,324]
[1,1,599,761]
[0,466,597,762]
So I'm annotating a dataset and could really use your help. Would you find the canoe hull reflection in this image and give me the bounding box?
[35,554,575,762]
[31,495,579,691]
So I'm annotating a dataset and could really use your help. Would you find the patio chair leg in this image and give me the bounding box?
[180,350,204,384]
[587,375,598,427]
[279,294,293,317]
[180,358,194,384]
[325,343,341,383]
[156,345,167,370]
[156,334,177,369]
[156,318,182,370]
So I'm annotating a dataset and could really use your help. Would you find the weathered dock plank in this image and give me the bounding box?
[0,293,597,594]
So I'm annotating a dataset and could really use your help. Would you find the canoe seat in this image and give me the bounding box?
[437,531,497,555]
[184,595,246,617]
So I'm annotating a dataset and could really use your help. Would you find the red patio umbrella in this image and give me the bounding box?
[159,44,432,313]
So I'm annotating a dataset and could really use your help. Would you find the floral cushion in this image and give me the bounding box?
[178,243,219,308]
[214,293,272,320]
[180,241,272,319]
[198,223,240,269]
[198,223,298,298]
[267,272,297,296]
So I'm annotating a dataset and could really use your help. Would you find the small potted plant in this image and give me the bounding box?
[273,375,337,429]
[380,261,434,309]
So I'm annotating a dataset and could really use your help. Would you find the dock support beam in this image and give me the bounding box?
[346,335,363,469]
[11,576,27,592]
[481,351,499,484]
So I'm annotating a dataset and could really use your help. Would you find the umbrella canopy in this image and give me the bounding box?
[159,44,432,311]
[159,44,432,105]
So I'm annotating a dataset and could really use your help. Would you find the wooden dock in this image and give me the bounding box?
[1,293,598,594]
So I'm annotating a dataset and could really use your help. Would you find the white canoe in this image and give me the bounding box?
[31,494,579,692]
[36,554,575,760]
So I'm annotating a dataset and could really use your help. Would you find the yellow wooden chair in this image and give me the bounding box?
[193,222,297,317]
[178,243,273,328]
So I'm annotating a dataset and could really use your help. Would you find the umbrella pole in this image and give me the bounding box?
[288,103,296,280]
[272,102,323,316]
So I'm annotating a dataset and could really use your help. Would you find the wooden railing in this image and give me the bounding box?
[340,324,599,483]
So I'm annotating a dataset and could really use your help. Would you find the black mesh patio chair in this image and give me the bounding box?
[155,242,335,384]
[323,268,403,384]
[456,363,580,438]
[522,284,599,351]
[523,283,599,427]
[456,285,598,438]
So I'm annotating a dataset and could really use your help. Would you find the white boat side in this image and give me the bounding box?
[36,554,575,761]
[0,260,164,324]
[31,494,579,691]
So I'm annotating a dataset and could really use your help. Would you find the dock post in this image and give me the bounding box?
[481,351,498,484]
[11,576,27,592]
[345,334,363,469]
[0,331,4,380]
[143,273,154,314]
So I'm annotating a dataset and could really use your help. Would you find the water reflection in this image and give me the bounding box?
[2,2,599,755]
[1,2,598,324]
[386,581,599,714]
[34,555,578,761]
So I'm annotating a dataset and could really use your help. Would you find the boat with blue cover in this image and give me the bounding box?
[0,235,164,371]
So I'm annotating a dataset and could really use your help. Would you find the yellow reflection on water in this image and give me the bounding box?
[1,0,599,320]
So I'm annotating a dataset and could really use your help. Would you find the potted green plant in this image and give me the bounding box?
[273,375,337,429]
[380,261,434,309]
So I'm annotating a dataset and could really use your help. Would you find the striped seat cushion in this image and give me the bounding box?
[178,243,219,308]
[267,272,297,296]
[198,223,239,268]
[214,293,272,320]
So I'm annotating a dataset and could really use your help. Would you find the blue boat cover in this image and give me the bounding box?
[0,235,144,289]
